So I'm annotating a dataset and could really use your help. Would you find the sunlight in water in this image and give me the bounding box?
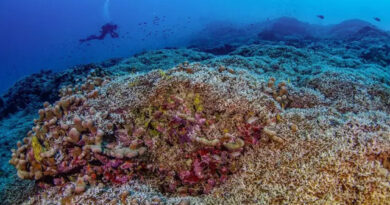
[103,0,111,22]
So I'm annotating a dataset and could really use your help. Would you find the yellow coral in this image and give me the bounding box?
[193,93,203,112]
[149,129,160,137]
[276,114,282,123]
[31,136,43,162]
[223,138,245,151]
[128,79,139,88]
[158,69,166,78]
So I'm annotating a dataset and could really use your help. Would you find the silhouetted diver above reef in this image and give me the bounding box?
[79,23,119,43]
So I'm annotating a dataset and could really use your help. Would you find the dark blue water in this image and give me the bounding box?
[0,0,389,93]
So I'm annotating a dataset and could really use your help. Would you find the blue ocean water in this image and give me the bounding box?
[0,0,389,93]
[1,1,390,204]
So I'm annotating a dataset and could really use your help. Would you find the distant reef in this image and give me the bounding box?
[190,17,390,49]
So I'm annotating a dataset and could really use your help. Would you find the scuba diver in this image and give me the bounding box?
[79,23,119,43]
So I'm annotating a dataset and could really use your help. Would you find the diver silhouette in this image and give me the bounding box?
[79,23,119,43]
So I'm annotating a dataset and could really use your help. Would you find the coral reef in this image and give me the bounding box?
[361,44,390,66]
[8,57,390,204]
[10,64,283,198]
[2,18,390,204]
[0,64,110,121]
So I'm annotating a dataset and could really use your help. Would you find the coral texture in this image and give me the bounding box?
[10,61,390,205]
[10,64,287,198]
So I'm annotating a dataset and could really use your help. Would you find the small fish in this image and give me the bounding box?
[317,15,324,20]
[374,17,381,22]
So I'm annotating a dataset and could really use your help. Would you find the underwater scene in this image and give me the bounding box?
[1,0,390,204]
